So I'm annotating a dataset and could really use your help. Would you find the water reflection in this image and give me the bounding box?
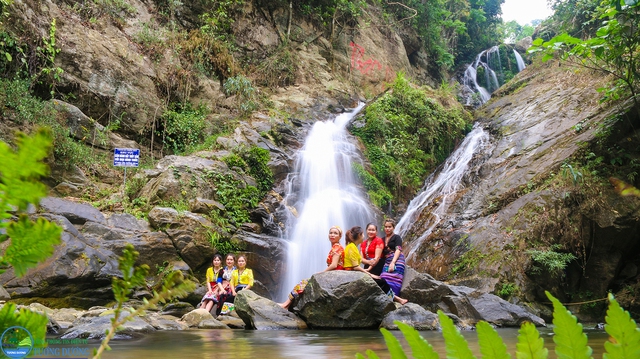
[100,328,609,359]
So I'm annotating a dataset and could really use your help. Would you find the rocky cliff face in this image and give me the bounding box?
[2,0,434,306]
[401,60,640,320]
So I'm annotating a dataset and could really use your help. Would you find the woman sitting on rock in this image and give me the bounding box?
[360,223,385,275]
[346,225,407,304]
[279,226,345,309]
[230,255,254,297]
[380,219,407,298]
[200,254,226,313]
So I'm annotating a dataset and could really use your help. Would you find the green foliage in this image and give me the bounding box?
[93,244,195,358]
[477,321,511,359]
[222,146,274,194]
[351,73,470,204]
[499,20,535,43]
[159,102,208,154]
[223,75,259,114]
[603,293,640,358]
[36,19,64,97]
[205,171,262,226]
[529,0,640,110]
[497,282,519,299]
[451,248,485,275]
[207,230,244,254]
[200,0,243,40]
[353,162,393,209]
[0,129,62,276]
[359,292,639,359]
[0,78,94,169]
[439,310,476,359]
[0,303,49,355]
[527,245,577,277]
[243,147,274,193]
[517,322,549,359]
[0,129,61,357]
[546,291,593,359]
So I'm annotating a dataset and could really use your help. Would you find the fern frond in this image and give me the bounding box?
[396,321,440,359]
[381,328,409,359]
[477,321,511,359]
[4,216,62,277]
[515,322,547,359]
[437,310,476,359]
[603,293,640,359]
[546,291,593,359]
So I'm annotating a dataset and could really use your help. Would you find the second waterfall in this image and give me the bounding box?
[280,103,376,300]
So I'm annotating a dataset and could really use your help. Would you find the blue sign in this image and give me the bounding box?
[113,148,140,167]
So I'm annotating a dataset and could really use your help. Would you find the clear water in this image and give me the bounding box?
[96,327,609,358]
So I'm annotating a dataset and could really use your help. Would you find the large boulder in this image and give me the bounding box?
[293,271,395,329]
[234,290,307,330]
[401,268,544,327]
[380,303,439,330]
[231,231,288,299]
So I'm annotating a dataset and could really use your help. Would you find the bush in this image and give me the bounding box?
[527,244,577,278]
[159,102,208,154]
[351,73,471,205]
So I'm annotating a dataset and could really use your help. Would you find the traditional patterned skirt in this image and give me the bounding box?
[288,279,309,301]
[380,253,406,296]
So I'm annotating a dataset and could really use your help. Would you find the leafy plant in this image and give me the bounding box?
[357,291,640,359]
[159,102,208,154]
[207,230,245,254]
[223,74,259,114]
[35,19,64,97]
[497,282,519,299]
[0,129,62,355]
[527,244,577,278]
[351,73,470,205]
[92,244,195,358]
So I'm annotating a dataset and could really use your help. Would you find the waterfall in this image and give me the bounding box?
[280,103,376,300]
[461,46,526,106]
[514,49,526,72]
[395,125,490,260]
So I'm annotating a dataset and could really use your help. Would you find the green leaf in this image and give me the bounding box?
[396,321,440,359]
[603,293,640,359]
[4,216,62,277]
[477,321,511,359]
[515,322,547,359]
[0,302,49,350]
[381,328,408,359]
[546,291,593,359]
[438,310,476,359]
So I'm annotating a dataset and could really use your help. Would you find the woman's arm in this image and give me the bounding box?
[322,253,341,272]
[388,247,401,272]
[370,246,383,268]
[230,271,238,295]
[245,269,254,290]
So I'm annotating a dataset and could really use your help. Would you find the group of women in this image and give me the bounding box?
[200,219,408,314]
[279,219,408,309]
[199,253,254,315]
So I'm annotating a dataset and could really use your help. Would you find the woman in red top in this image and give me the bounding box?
[279,226,344,309]
[361,223,385,275]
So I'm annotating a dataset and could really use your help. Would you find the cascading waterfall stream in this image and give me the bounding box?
[461,46,526,106]
[514,49,526,72]
[280,103,376,301]
[395,125,490,260]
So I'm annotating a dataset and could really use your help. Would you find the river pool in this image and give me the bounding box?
[95,327,609,359]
